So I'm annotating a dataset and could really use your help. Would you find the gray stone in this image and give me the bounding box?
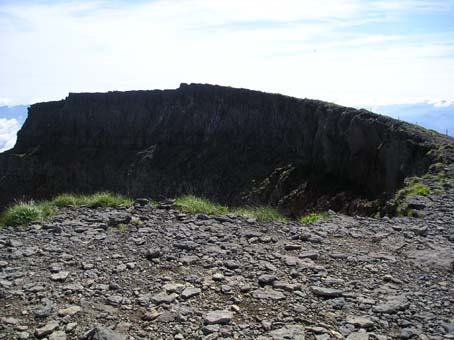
[204,310,233,325]
[252,288,286,300]
[34,321,59,339]
[34,299,55,319]
[145,248,162,259]
[57,305,81,317]
[311,286,343,298]
[346,330,369,340]
[151,292,177,304]
[374,295,409,314]
[50,271,70,282]
[83,326,127,340]
[259,325,306,340]
[49,331,67,340]
[346,315,374,329]
[258,274,277,286]
[181,287,201,299]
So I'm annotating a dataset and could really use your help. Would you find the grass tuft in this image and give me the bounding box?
[84,192,133,208]
[1,192,132,228]
[175,195,288,222]
[298,212,327,224]
[51,193,79,207]
[0,201,56,227]
[52,192,132,208]
[175,195,230,215]
[395,177,431,201]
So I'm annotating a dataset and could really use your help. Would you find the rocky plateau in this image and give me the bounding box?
[0,168,453,339]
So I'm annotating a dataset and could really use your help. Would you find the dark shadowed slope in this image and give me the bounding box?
[0,83,452,215]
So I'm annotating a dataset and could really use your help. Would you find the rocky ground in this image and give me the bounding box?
[1,183,454,339]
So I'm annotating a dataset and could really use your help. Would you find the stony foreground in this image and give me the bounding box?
[1,191,454,339]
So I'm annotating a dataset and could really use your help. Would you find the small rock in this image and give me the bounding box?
[83,326,127,340]
[49,330,67,340]
[181,287,201,299]
[34,321,59,339]
[145,248,162,259]
[151,292,177,304]
[346,315,374,329]
[373,295,409,314]
[50,271,70,282]
[204,310,233,325]
[252,288,286,300]
[258,274,277,286]
[347,330,369,340]
[311,286,343,298]
[57,305,81,317]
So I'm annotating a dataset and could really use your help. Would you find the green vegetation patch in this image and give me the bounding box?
[1,192,132,228]
[298,212,328,224]
[175,195,230,215]
[52,192,132,208]
[394,176,433,217]
[175,195,288,222]
[395,177,431,201]
[0,201,56,228]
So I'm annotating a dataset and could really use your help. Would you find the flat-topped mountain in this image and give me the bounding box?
[0,83,452,214]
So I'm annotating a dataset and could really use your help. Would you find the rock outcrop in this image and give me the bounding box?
[0,83,452,214]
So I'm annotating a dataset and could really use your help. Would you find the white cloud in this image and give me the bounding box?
[0,0,453,106]
[429,100,454,108]
[0,118,20,152]
[0,98,12,106]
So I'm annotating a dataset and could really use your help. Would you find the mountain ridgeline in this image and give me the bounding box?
[0,84,450,215]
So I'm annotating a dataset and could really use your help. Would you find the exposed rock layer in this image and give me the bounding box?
[0,83,451,213]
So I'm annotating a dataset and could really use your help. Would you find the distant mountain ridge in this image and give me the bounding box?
[373,102,454,137]
[0,85,452,216]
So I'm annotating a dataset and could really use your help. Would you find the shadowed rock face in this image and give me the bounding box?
[0,83,448,214]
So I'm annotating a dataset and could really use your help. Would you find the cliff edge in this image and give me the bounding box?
[0,83,452,215]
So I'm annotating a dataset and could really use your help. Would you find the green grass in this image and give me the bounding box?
[0,201,56,227]
[175,195,288,222]
[1,192,132,228]
[51,192,132,208]
[412,183,431,196]
[394,176,433,217]
[298,212,327,224]
[51,193,79,206]
[117,223,128,232]
[175,195,230,215]
[395,177,431,201]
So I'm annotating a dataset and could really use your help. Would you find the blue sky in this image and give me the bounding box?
[0,0,453,150]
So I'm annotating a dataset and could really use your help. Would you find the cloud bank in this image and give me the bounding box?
[0,118,20,152]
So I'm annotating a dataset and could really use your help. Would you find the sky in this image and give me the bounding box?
[0,0,453,151]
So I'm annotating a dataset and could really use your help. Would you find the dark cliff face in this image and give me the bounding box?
[0,83,447,214]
